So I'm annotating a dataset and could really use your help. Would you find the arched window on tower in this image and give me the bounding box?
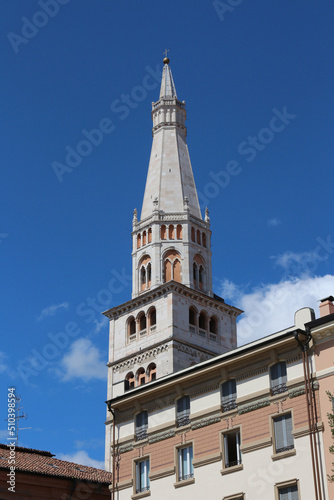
[148,228,152,243]
[138,312,147,334]
[142,231,147,245]
[163,250,182,284]
[148,307,156,330]
[197,230,201,245]
[193,262,198,288]
[191,227,195,242]
[199,265,204,290]
[147,363,157,382]
[137,368,146,387]
[127,316,136,342]
[125,372,135,390]
[147,262,152,288]
[189,307,197,333]
[209,317,218,341]
[199,312,207,337]
[193,255,205,290]
[140,266,146,291]
[169,225,175,239]
[177,225,183,240]
[161,225,167,240]
[202,233,206,247]
[138,255,151,293]
[137,234,141,249]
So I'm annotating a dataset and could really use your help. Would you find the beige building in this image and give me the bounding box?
[104,57,334,500]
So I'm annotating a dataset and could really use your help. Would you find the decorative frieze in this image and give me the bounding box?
[191,415,221,430]
[148,429,175,444]
[238,397,271,415]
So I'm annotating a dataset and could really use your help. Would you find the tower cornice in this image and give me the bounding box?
[102,280,243,320]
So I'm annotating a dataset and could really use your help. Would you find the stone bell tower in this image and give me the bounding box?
[104,56,242,465]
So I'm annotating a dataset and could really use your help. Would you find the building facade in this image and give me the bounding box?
[104,58,334,499]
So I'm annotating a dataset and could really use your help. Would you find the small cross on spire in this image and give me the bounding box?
[163,49,170,64]
[163,48,170,58]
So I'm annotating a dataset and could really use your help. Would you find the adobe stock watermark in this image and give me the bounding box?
[7,0,71,54]
[16,267,131,385]
[51,64,162,183]
[213,0,244,22]
[198,106,296,209]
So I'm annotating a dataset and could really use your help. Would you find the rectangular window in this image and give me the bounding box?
[178,446,194,481]
[270,362,287,395]
[273,413,294,454]
[135,459,150,494]
[223,430,241,468]
[176,396,190,427]
[278,484,299,500]
[222,379,237,412]
[135,411,148,441]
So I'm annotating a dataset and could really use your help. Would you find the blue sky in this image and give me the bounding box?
[1,1,334,468]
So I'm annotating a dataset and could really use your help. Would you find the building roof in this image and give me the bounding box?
[0,443,112,483]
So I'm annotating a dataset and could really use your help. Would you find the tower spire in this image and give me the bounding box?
[131,56,213,298]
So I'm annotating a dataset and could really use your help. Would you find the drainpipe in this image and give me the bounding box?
[107,404,116,500]
[293,329,322,500]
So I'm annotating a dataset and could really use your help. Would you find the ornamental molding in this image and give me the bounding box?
[191,415,221,430]
[236,365,268,382]
[112,344,169,373]
[148,429,176,444]
[238,398,271,415]
[117,443,134,454]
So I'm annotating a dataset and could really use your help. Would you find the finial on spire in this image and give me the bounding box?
[133,208,138,227]
[205,207,210,223]
[163,48,170,65]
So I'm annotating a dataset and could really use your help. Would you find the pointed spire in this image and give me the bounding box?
[159,57,177,99]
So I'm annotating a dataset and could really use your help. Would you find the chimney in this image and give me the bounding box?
[319,296,334,317]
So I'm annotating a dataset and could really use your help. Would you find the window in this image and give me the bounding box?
[202,232,206,247]
[199,265,204,289]
[135,458,150,494]
[149,307,156,328]
[142,231,147,245]
[278,484,299,500]
[169,224,175,239]
[223,430,241,468]
[161,225,167,239]
[209,317,218,335]
[189,307,196,326]
[128,317,136,339]
[222,379,237,412]
[273,413,294,454]
[147,363,156,382]
[197,229,201,244]
[137,367,146,386]
[191,227,195,242]
[270,361,287,395]
[198,312,207,332]
[177,224,182,239]
[135,411,148,441]
[178,446,193,481]
[125,372,135,390]
[176,396,190,427]
[138,313,146,332]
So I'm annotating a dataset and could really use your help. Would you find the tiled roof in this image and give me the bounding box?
[0,443,112,483]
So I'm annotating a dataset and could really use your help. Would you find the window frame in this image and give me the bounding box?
[221,379,237,413]
[220,428,243,475]
[270,361,287,395]
[132,455,151,499]
[271,411,296,459]
[135,411,148,442]
[174,443,195,487]
[275,479,300,500]
[176,395,191,428]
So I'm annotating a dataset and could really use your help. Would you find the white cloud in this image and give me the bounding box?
[37,302,69,321]
[268,218,281,227]
[57,450,105,469]
[59,338,107,381]
[92,317,107,335]
[271,250,321,272]
[220,275,334,346]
